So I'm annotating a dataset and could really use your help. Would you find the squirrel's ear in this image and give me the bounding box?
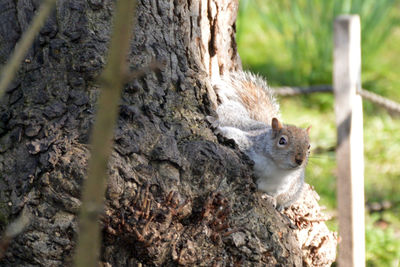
[306,125,312,134]
[271,118,282,131]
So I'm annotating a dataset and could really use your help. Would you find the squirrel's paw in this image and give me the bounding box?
[206,115,220,128]
[261,193,277,209]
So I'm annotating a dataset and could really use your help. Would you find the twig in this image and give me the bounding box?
[273,85,400,116]
[358,88,400,115]
[125,61,165,82]
[273,85,333,96]
[0,0,57,99]
[73,0,138,266]
[0,207,30,259]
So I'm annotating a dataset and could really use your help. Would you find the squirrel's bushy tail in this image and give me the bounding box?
[213,71,280,128]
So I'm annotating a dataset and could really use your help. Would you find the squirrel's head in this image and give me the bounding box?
[270,118,311,170]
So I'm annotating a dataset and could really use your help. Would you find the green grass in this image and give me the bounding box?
[237,0,400,101]
[237,0,400,266]
[366,213,400,267]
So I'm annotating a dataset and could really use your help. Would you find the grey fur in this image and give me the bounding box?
[214,71,310,210]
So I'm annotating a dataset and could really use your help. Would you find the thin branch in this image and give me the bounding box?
[73,0,138,266]
[0,207,30,259]
[125,61,165,82]
[273,85,333,96]
[273,85,400,116]
[358,88,400,115]
[0,0,57,99]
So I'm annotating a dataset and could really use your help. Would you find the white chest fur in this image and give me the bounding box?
[250,152,300,196]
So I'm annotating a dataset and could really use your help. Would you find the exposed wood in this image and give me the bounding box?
[283,185,338,266]
[333,15,365,267]
[198,0,241,81]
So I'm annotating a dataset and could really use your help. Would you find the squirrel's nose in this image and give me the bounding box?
[295,157,303,165]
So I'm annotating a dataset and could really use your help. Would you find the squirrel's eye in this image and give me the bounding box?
[278,137,287,145]
[308,144,311,150]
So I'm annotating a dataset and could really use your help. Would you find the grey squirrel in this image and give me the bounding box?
[212,71,311,211]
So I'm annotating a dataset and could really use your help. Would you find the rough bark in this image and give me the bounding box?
[0,0,336,266]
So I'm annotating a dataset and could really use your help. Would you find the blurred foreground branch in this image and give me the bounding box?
[0,208,30,259]
[73,0,138,266]
[0,0,56,99]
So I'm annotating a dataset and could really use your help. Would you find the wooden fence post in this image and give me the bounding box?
[333,15,365,267]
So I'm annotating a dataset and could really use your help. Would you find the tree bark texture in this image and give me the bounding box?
[0,0,336,266]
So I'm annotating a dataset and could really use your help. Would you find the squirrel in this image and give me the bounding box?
[212,71,311,211]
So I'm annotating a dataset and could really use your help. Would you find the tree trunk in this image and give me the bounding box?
[0,0,336,266]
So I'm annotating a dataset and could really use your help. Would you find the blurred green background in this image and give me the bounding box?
[236,0,400,266]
